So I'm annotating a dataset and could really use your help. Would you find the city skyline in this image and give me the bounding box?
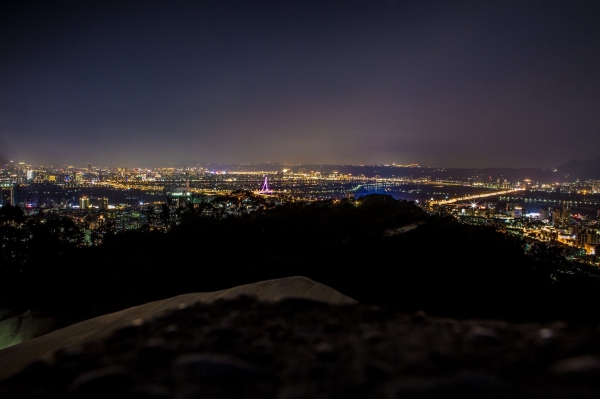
[2,155,599,172]
[2,1,600,168]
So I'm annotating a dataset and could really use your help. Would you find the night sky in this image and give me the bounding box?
[1,0,599,168]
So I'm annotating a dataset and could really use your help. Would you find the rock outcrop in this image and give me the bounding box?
[0,276,355,380]
[2,295,600,398]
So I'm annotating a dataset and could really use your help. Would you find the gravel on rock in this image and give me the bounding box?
[2,296,600,398]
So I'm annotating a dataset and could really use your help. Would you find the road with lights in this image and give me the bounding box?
[432,188,524,205]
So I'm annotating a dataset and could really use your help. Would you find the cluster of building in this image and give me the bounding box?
[441,199,600,262]
[534,202,600,256]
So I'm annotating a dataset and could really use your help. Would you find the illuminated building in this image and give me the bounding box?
[585,243,599,255]
[484,202,496,210]
[576,230,600,247]
[513,206,523,218]
[561,201,571,227]
[79,196,90,210]
[550,208,562,228]
[0,183,14,206]
[98,197,109,210]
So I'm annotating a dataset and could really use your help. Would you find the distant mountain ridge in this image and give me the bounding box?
[217,164,558,182]
[556,156,600,180]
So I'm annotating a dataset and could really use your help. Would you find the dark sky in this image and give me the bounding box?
[1,0,599,168]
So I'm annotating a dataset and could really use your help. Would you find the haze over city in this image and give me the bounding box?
[2,0,600,168]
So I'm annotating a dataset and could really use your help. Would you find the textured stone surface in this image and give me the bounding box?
[2,297,600,398]
[0,276,356,380]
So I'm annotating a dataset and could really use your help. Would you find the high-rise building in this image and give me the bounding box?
[87,163,92,171]
[98,197,108,210]
[26,170,34,181]
[79,196,90,210]
[562,201,571,228]
[576,229,600,247]
[0,183,14,206]
[551,208,562,228]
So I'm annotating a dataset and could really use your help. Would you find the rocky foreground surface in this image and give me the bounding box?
[2,296,600,399]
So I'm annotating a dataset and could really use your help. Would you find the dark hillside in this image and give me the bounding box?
[555,156,600,180]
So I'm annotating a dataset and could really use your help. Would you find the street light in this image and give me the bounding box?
[470,201,478,217]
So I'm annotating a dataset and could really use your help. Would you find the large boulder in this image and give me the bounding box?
[0,276,355,380]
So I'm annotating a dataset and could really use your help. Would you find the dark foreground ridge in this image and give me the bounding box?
[2,296,600,399]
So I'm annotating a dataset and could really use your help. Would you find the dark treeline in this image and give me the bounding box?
[1,194,600,322]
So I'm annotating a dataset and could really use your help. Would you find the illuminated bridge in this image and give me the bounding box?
[431,188,524,205]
